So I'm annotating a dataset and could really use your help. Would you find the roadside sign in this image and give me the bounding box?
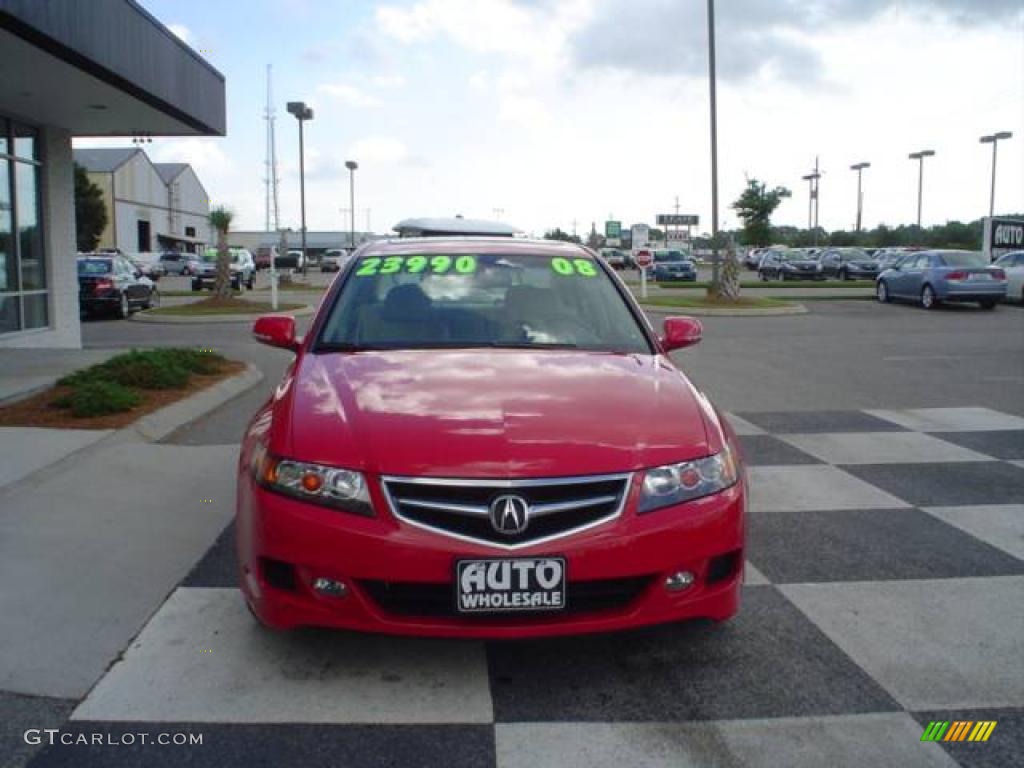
[606,237,621,247]
[983,216,1024,262]
[657,214,699,226]
[605,220,622,239]
[630,224,650,248]
[667,230,689,245]
[635,250,653,268]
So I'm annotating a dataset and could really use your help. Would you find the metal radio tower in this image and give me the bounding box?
[264,64,281,232]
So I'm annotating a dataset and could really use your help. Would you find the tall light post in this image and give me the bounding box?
[706,0,721,293]
[850,161,870,232]
[802,158,821,244]
[286,101,313,274]
[908,149,935,228]
[345,160,358,249]
[979,131,1013,217]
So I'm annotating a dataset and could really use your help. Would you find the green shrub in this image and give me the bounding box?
[98,350,190,390]
[157,348,226,375]
[52,380,142,418]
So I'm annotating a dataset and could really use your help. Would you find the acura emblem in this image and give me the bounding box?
[489,495,529,535]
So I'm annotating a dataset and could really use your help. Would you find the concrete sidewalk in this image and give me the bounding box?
[0,347,124,405]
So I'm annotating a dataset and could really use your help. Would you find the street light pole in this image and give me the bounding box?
[979,131,1013,218]
[345,160,358,249]
[850,162,870,232]
[706,0,721,292]
[802,160,821,244]
[287,101,314,275]
[908,149,935,228]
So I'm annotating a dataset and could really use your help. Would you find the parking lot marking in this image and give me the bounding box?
[866,407,1024,433]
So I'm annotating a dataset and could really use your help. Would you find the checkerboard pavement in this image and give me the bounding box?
[22,408,1024,767]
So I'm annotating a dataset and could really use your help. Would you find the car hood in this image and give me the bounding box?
[271,350,713,478]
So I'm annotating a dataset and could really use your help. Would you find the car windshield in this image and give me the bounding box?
[940,252,987,267]
[318,251,651,353]
[77,259,112,275]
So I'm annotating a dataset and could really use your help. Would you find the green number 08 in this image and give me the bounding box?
[551,257,597,277]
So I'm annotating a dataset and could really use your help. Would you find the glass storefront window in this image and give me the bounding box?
[15,162,44,290]
[0,161,13,293]
[13,123,38,161]
[22,293,48,330]
[0,115,48,335]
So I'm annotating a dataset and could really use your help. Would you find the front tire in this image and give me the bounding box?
[920,284,939,310]
[876,280,890,303]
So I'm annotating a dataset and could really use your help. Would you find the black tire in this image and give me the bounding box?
[759,271,769,282]
[979,299,997,310]
[231,278,241,292]
[920,284,939,310]
[838,269,848,281]
[118,292,130,319]
[876,280,890,303]
[191,280,202,292]
[246,276,255,291]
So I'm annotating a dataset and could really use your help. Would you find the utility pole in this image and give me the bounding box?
[850,161,870,232]
[263,65,281,232]
[802,157,821,245]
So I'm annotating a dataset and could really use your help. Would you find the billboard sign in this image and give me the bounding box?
[983,217,1024,261]
[656,214,699,227]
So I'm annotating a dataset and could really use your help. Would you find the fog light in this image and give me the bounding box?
[664,571,695,592]
[312,577,348,597]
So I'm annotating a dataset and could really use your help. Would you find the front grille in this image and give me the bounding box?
[382,474,631,548]
[359,576,652,619]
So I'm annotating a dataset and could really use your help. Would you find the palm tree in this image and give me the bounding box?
[208,206,234,300]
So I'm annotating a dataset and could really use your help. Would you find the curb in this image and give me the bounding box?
[132,363,264,442]
[640,303,808,317]
[0,364,264,499]
[130,304,314,324]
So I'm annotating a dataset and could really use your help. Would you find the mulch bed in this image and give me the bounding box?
[0,360,246,430]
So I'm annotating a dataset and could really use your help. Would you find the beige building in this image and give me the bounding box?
[74,147,211,254]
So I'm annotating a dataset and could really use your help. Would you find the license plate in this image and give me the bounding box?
[971,273,991,281]
[455,557,566,614]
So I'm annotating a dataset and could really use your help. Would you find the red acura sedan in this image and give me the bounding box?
[237,237,746,638]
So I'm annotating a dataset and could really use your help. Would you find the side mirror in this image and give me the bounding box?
[253,315,298,351]
[660,316,702,352]
[134,270,143,279]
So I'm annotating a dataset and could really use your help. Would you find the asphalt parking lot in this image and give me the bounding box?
[2,297,1022,767]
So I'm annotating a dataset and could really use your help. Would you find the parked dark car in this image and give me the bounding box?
[876,250,1007,309]
[78,255,159,318]
[819,248,881,280]
[758,249,824,281]
[649,250,697,282]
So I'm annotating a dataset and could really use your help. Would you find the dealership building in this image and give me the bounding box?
[74,147,212,255]
[0,0,225,348]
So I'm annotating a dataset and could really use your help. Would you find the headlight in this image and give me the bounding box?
[639,447,738,513]
[253,448,373,516]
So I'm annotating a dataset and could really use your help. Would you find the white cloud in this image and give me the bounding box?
[166,23,193,45]
[316,83,382,108]
[348,137,411,166]
[371,74,407,88]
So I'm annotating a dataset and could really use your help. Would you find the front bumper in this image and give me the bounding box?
[237,473,745,638]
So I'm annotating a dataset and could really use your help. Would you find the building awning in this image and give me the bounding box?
[0,1,225,136]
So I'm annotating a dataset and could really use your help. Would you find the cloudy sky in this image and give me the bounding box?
[78,0,1024,237]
